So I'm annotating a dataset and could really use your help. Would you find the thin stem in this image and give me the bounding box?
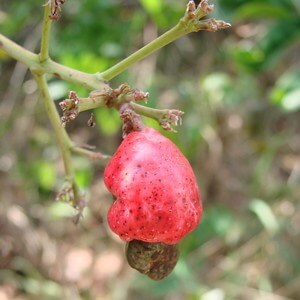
[1,1,230,87]
[131,102,183,131]
[65,93,181,128]
[98,24,185,81]
[33,73,81,203]
[71,146,111,160]
[40,4,52,62]
[34,74,73,167]
[0,34,39,67]
[77,97,107,113]
[45,59,108,90]
[0,8,229,88]
[96,1,230,81]
[74,94,170,120]
[130,102,171,121]
[0,34,108,90]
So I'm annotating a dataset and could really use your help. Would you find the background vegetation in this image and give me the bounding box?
[0,0,300,299]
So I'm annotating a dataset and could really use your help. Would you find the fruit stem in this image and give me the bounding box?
[119,103,146,136]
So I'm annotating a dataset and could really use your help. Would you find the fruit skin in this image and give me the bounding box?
[104,127,202,244]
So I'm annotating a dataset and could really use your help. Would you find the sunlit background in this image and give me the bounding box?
[1,0,300,299]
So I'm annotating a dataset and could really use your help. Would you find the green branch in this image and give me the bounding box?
[130,102,176,121]
[59,88,183,131]
[33,74,73,167]
[72,146,111,160]
[44,59,108,90]
[130,102,184,131]
[98,24,184,81]
[34,73,81,204]
[0,34,39,67]
[40,4,52,62]
[0,34,108,90]
[0,1,230,87]
[97,0,230,81]
[30,4,83,207]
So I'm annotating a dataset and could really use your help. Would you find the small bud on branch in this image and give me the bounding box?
[159,110,184,132]
[46,0,66,20]
[60,91,80,127]
[59,85,184,132]
[181,0,231,32]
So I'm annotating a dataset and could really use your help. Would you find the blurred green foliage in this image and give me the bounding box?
[1,0,300,299]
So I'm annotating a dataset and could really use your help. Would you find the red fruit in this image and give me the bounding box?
[104,128,202,244]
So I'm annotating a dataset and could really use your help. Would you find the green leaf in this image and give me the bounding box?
[95,108,120,135]
[73,157,93,188]
[140,0,163,15]
[234,3,292,21]
[259,19,300,69]
[139,0,168,28]
[231,47,265,73]
[232,18,300,72]
[75,168,92,188]
[270,69,300,111]
[202,72,233,106]
[48,81,69,101]
[48,202,76,219]
[36,161,56,190]
[60,52,109,73]
[280,89,300,112]
[22,278,63,298]
[249,199,279,234]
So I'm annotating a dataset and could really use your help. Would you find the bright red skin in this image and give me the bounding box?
[104,128,202,244]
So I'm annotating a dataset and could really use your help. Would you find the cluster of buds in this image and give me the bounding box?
[182,0,231,32]
[47,0,65,20]
[159,109,184,132]
[59,91,79,127]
